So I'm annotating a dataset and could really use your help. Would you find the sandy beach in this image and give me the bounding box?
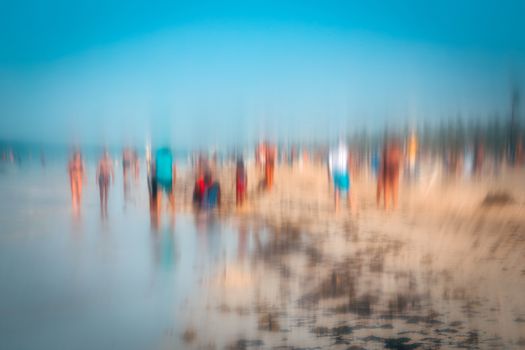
[150,157,525,348]
[1,159,524,349]
[171,161,525,349]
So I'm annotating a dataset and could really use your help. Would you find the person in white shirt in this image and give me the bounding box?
[328,141,351,212]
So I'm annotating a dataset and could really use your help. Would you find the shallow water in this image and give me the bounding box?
[0,162,524,349]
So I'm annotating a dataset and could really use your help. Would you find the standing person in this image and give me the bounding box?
[377,138,401,210]
[193,169,221,210]
[265,143,276,190]
[463,145,474,178]
[328,141,351,212]
[371,148,380,179]
[516,138,524,166]
[255,143,266,172]
[236,158,247,207]
[155,147,176,211]
[146,147,161,230]
[132,149,140,182]
[148,162,160,231]
[96,151,114,217]
[407,131,418,180]
[193,167,206,207]
[473,136,484,177]
[377,143,386,208]
[68,150,85,216]
[203,170,221,210]
[122,148,133,201]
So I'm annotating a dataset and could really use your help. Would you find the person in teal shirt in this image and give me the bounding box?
[155,147,176,211]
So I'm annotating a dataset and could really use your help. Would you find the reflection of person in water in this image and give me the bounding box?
[193,212,221,262]
[68,150,85,217]
[150,225,177,270]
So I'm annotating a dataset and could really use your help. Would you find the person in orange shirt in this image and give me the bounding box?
[265,143,276,190]
[407,131,418,179]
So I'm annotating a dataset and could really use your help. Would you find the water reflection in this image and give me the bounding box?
[150,225,177,271]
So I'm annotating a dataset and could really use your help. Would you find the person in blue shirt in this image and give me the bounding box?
[204,171,221,210]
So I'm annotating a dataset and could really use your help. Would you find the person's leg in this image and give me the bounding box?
[346,175,352,210]
[99,182,104,215]
[384,174,391,210]
[392,173,399,209]
[75,183,82,216]
[77,178,83,203]
[71,179,78,212]
[156,194,162,226]
[105,184,110,213]
[376,178,382,208]
[267,164,274,190]
[104,183,109,215]
[123,169,129,201]
[157,192,163,212]
[102,185,106,216]
[74,178,82,216]
[168,191,175,211]
[334,189,340,212]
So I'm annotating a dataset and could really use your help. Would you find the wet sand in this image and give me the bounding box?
[1,161,524,349]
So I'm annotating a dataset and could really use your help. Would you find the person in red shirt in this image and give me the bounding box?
[193,172,206,207]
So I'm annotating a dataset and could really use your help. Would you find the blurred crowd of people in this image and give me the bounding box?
[58,123,525,223]
[5,118,525,223]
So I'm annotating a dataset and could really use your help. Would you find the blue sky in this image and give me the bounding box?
[1,0,524,147]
